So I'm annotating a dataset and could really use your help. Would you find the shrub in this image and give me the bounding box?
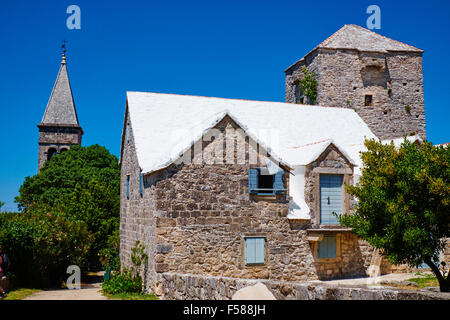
[102,241,148,295]
[298,67,318,104]
[0,206,92,288]
[102,269,142,295]
[405,105,412,114]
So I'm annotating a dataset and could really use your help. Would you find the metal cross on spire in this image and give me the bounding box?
[61,40,67,64]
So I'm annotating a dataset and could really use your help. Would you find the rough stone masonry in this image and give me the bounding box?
[285,25,426,141]
[120,114,379,296]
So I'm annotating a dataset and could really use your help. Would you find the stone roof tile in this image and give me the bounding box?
[40,57,80,126]
[285,24,423,72]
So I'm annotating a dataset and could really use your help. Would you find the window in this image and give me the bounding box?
[364,95,373,106]
[47,148,57,161]
[244,237,266,265]
[318,235,336,259]
[139,171,143,196]
[320,174,343,225]
[248,168,285,195]
[126,175,130,200]
[126,123,130,143]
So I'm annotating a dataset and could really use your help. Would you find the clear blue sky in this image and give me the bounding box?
[1,0,449,211]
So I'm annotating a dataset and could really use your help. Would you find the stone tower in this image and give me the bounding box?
[285,24,426,140]
[38,53,83,171]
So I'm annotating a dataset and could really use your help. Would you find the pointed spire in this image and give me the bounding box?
[40,43,80,126]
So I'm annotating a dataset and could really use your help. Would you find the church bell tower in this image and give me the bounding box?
[38,45,83,171]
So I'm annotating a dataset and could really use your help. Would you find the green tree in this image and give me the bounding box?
[15,144,120,264]
[339,139,450,292]
[0,201,4,212]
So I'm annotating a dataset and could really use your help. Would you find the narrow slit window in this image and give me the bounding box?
[126,175,130,200]
[139,171,143,196]
[126,123,130,143]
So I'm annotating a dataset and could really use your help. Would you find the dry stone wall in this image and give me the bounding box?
[158,272,450,300]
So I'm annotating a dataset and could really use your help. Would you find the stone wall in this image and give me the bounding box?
[158,272,450,300]
[120,114,378,295]
[443,238,450,267]
[285,48,426,140]
[37,124,82,171]
[119,109,158,293]
[147,117,318,283]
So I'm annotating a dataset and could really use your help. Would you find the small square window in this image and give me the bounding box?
[248,168,285,195]
[244,237,266,265]
[364,95,373,107]
[318,235,337,259]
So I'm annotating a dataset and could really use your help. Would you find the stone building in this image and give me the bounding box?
[285,24,426,140]
[120,92,388,294]
[38,53,83,171]
[119,26,447,297]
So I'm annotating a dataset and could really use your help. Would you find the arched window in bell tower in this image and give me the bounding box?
[47,148,57,160]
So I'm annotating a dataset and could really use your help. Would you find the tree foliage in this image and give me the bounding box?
[0,206,92,288]
[339,139,450,291]
[15,144,120,264]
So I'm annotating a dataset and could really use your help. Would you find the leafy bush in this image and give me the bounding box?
[102,241,148,295]
[0,206,92,288]
[298,67,318,104]
[102,269,142,295]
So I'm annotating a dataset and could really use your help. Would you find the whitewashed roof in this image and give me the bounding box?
[125,92,377,175]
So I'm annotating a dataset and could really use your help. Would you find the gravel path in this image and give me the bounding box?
[23,282,107,300]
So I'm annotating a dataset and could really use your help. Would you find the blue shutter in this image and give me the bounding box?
[273,170,285,194]
[318,236,336,259]
[126,176,130,200]
[254,238,266,264]
[139,171,143,196]
[245,237,266,265]
[320,174,343,225]
[245,238,255,264]
[248,169,259,194]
